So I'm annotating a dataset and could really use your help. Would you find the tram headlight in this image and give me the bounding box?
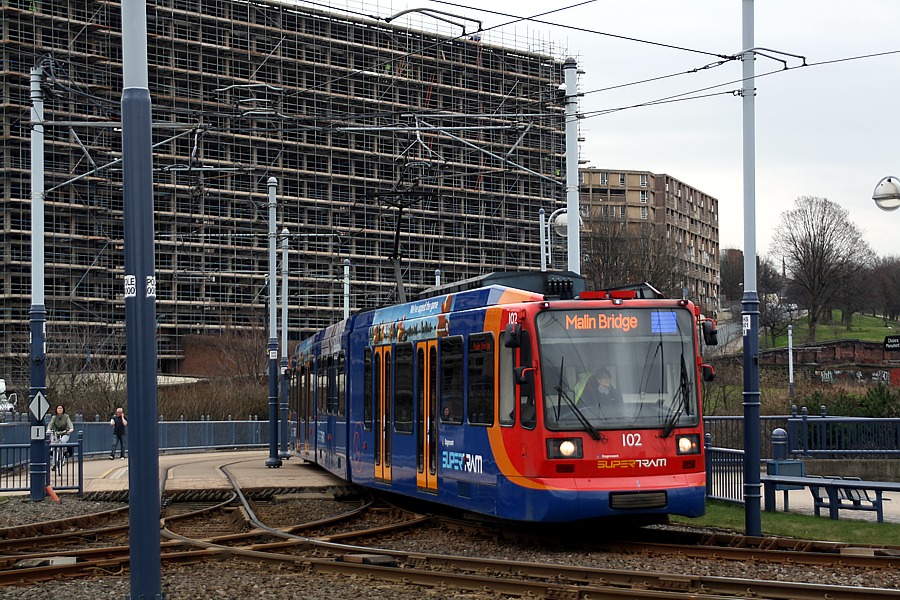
[676,434,701,455]
[547,438,583,459]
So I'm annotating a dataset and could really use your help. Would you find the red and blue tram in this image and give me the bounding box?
[289,272,716,523]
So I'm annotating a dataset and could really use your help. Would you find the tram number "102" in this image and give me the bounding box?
[622,433,642,447]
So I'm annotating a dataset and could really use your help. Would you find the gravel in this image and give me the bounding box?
[2,493,899,599]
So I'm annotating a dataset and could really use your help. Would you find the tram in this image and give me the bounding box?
[289,271,717,523]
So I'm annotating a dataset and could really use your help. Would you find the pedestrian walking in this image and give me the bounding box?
[109,407,127,460]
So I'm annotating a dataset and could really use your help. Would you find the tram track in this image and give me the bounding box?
[3,458,900,598]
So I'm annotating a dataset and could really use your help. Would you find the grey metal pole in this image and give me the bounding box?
[29,66,49,502]
[279,228,290,459]
[121,0,162,594]
[741,0,762,537]
[563,57,581,275]
[343,258,351,320]
[539,208,547,272]
[266,177,282,468]
[788,324,794,403]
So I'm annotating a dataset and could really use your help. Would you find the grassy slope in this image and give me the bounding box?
[764,310,897,348]
[672,501,900,545]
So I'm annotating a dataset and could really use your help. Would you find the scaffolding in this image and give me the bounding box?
[0,0,568,378]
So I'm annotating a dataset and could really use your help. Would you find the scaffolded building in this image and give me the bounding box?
[1,0,569,378]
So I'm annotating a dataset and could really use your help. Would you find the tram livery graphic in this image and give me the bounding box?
[289,272,717,523]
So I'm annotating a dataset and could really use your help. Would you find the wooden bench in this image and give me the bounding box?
[763,474,900,523]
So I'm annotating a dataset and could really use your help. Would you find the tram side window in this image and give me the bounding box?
[335,352,347,416]
[363,347,373,430]
[394,343,413,434]
[439,336,464,424]
[498,333,514,426]
[331,355,340,414]
[317,360,327,414]
[290,366,298,418]
[301,364,310,422]
[467,333,494,426]
[519,330,536,429]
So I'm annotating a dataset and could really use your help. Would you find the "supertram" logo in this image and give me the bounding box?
[566,313,639,332]
[597,458,667,469]
[442,451,484,474]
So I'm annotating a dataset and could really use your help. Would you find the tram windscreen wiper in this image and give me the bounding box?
[661,354,691,438]
[554,357,603,441]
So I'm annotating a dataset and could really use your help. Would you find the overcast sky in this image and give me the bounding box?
[322,0,899,258]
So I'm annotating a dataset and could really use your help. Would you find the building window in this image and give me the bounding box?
[640,190,648,203]
[619,173,626,186]
[641,207,648,220]
[640,174,648,187]
[619,206,626,218]
[600,172,608,185]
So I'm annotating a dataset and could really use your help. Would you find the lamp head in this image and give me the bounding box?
[551,211,569,238]
[873,176,900,212]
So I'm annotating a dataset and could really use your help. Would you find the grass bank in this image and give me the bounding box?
[671,501,900,546]
[765,310,897,348]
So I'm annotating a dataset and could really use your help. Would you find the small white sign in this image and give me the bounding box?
[269,350,278,360]
[31,425,45,441]
[124,275,137,298]
[29,390,50,421]
[146,275,157,297]
[742,314,751,337]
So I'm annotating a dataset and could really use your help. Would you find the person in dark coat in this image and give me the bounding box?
[109,407,127,459]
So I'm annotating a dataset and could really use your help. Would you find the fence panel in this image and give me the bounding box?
[705,444,744,504]
[790,416,900,459]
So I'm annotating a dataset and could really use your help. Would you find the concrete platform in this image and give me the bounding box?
[82,450,345,495]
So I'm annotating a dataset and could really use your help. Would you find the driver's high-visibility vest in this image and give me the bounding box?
[573,371,594,404]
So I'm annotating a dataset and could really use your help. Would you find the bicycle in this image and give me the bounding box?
[49,430,69,474]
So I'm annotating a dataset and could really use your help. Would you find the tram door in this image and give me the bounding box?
[297,362,313,454]
[374,346,392,483]
[416,341,438,493]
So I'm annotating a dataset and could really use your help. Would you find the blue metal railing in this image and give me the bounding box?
[705,441,744,504]
[787,412,900,459]
[0,415,272,461]
[0,417,278,494]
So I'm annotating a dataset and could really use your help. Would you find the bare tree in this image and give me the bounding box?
[182,325,268,383]
[757,255,790,347]
[581,218,632,290]
[834,264,875,328]
[719,248,744,310]
[770,196,874,342]
[45,324,128,419]
[873,256,900,323]
[582,220,687,297]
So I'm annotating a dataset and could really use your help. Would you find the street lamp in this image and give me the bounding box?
[539,207,578,271]
[872,176,900,212]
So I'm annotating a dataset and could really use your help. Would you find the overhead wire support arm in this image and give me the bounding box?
[384,8,482,35]
[731,47,808,70]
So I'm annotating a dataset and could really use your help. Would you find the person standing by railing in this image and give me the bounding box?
[109,407,127,460]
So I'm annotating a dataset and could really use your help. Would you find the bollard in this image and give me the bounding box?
[771,428,788,461]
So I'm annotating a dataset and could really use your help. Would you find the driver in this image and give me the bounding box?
[575,368,623,406]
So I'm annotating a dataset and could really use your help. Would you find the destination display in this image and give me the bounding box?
[546,308,690,338]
